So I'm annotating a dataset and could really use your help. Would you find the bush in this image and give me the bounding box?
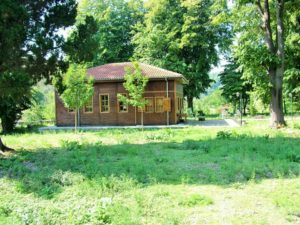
[216,130,232,139]
[180,194,213,207]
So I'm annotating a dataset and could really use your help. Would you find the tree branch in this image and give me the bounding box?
[276,0,285,69]
[261,0,275,54]
[255,0,264,18]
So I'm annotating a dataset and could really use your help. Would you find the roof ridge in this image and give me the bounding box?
[138,62,182,76]
[87,62,187,82]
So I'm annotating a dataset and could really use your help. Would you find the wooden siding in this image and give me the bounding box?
[55,79,184,126]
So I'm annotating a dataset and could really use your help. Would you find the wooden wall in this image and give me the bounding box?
[55,79,184,126]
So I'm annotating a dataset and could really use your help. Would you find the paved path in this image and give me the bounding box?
[39,119,239,131]
[187,119,239,127]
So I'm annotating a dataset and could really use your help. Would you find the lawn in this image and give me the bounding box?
[1,122,300,224]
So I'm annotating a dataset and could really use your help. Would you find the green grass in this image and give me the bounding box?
[1,123,300,224]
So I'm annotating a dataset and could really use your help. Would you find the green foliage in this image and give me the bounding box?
[216,130,232,139]
[179,194,213,207]
[117,62,149,110]
[61,64,94,111]
[61,64,94,130]
[219,59,253,115]
[0,0,77,132]
[132,0,231,108]
[72,0,144,65]
[0,71,32,133]
[195,89,227,115]
[227,0,300,122]
[22,82,55,124]
[64,16,99,64]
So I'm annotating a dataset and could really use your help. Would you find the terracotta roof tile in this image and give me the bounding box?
[87,62,187,82]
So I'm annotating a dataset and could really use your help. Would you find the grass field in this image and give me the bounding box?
[1,122,300,224]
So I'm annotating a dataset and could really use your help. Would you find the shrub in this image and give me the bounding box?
[286,153,300,163]
[216,130,232,139]
[180,194,213,207]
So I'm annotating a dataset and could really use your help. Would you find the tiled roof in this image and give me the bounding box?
[87,62,187,82]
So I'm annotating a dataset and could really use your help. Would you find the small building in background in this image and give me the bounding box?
[55,62,188,126]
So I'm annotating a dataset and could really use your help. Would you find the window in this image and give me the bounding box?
[145,97,154,113]
[84,97,93,113]
[100,94,109,113]
[155,97,164,113]
[118,94,128,113]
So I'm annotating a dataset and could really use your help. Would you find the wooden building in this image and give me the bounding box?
[55,62,187,126]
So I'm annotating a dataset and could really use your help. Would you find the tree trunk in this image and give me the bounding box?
[187,96,194,112]
[0,137,14,152]
[243,98,248,116]
[74,108,78,133]
[0,115,15,134]
[270,68,285,127]
[257,0,286,127]
[269,0,285,127]
[283,98,287,115]
[141,111,144,127]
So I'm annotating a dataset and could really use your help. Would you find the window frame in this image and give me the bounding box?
[84,96,94,113]
[99,93,110,113]
[155,96,164,113]
[145,97,154,113]
[117,93,128,113]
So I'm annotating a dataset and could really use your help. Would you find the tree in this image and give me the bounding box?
[283,6,300,110]
[0,0,76,149]
[64,16,99,64]
[231,0,300,126]
[0,138,14,153]
[0,71,32,133]
[61,64,94,131]
[132,0,230,112]
[219,60,253,115]
[68,0,144,66]
[117,62,149,126]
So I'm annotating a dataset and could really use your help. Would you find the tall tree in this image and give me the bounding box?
[219,60,253,115]
[283,3,300,109]
[0,0,76,148]
[64,16,99,64]
[257,0,285,126]
[132,0,230,111]
[231,0,300,126]
[68,0,144,66]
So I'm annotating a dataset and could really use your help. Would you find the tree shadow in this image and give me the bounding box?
[1,135,300,199]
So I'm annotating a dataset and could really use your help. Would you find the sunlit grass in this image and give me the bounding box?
[1,123,300,224]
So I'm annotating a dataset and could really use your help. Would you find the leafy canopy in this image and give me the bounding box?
[61,64,94,111]
[219,59,253,113]
[132,0,231,108]
[0,0,77,132]
[117,62,149,110]
[66,0,144,66]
